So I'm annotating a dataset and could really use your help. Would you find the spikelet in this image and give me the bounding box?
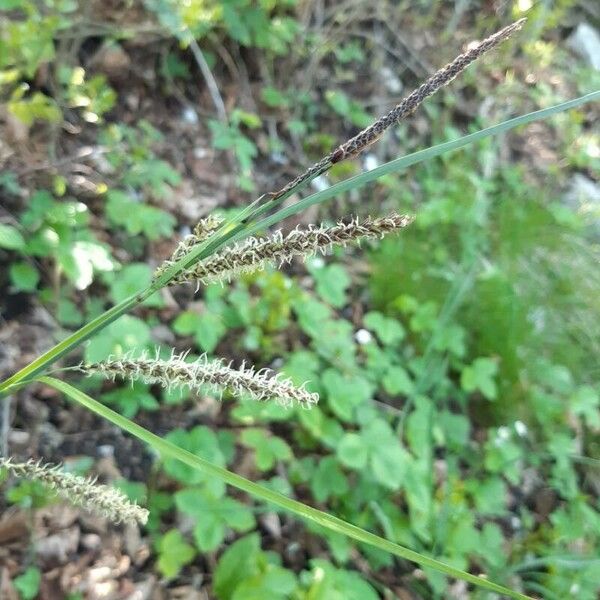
[154,214,224,280]
[82,349,319,409]
[171,213,413,285]
[0,457,148,526]
[271,19,526,199]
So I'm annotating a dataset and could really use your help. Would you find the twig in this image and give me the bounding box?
[188,37,228,122]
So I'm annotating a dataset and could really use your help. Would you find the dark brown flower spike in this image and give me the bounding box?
[270,19,526,199]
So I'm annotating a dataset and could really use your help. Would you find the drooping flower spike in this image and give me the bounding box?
[82,349,319,408]
[0,457,148,526]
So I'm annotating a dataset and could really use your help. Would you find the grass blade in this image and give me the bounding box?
[39,375,533,600]
[239,91,600,235]
[1,92,596,396]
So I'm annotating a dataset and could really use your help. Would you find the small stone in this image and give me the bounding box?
[96,43,131,81]
[81,533,102,550]
[567,23,600,71]
[363,153,379,171]
[181,106,198,125]
[381,66,403,94]
[310,175,330,192]
[97,445,114,458]
[260,512,282,539]
[7,430,30,450]
[355,328,373,345]
[564,174,600,209]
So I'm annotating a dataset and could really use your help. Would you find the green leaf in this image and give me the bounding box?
[0,223,25,250]
[461,358,498,400]
[438,411,470,450]
[109,263,161,306]
[214,534,261,600]
[172,310,200,334]
[43,377,533,600]
[156,529,196,579]
[8,92,61,126]
[570,385,600,428]
[337,433,367,470]
[261,87,288,108]
[241,428,293,471]
[84,315,151,363]
[13,567,41,600]
[13,567,42,600]
[366,420,408,490]
[232,565,297,600]
[164,426,227,496]
[172,310,227,353]
[468,477,507,516]
[303,560,379,600]
[310,456,349,503]
[382,365,414,396]
[194,312,227,353]
[176,489,256,552]
[9,262,39,292]
[310,263,350,308]
[405,396,433,458]
[101,381,158,419]
[364,311,405,345]
[339,419,408,490]
[105,190,175,240]
[322,369,372,421]
[59,240,114,290]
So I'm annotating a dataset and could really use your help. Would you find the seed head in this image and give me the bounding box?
[155,214,224,280]
[82,349,319,409]
[270,19,526,199]
[171,213,413,285]
[0,457,148,526]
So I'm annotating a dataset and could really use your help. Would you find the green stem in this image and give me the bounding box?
[1,92,597,396]
[39,375,532,600]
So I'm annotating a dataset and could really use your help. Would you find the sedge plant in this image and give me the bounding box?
[1,18,599,598]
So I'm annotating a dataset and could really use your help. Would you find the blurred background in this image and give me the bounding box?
[0,1,599,598]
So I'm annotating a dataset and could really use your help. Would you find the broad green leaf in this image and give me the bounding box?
[337,433,367,470]
[310,263,350,308]
[156,529,196,579]
[164,426,227,496]
[461,357,498,400]
[241,428,293,471]
[303,559,379,600]
[382,365,414,396]
[194,313,227,353]
[310,456,349,503]
[13,567,41,600]
[177,488,256,552]
[322,369,372,421]
[0,223,25,250]
[214,534,261,600]
[9,262,39,292]
[109,263,161,306]
[84,315,151,363]
[364,311,405,345]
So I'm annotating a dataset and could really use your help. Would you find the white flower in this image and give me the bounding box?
[355,329,373,345]
[514,420,527,437]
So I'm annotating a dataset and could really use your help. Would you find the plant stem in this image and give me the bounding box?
[0,92,597,397]
[39,375,532,600]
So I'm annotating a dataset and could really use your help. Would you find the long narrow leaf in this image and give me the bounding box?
[0,92,596,396]
[39,375,532,600]
[238,91,599,235]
